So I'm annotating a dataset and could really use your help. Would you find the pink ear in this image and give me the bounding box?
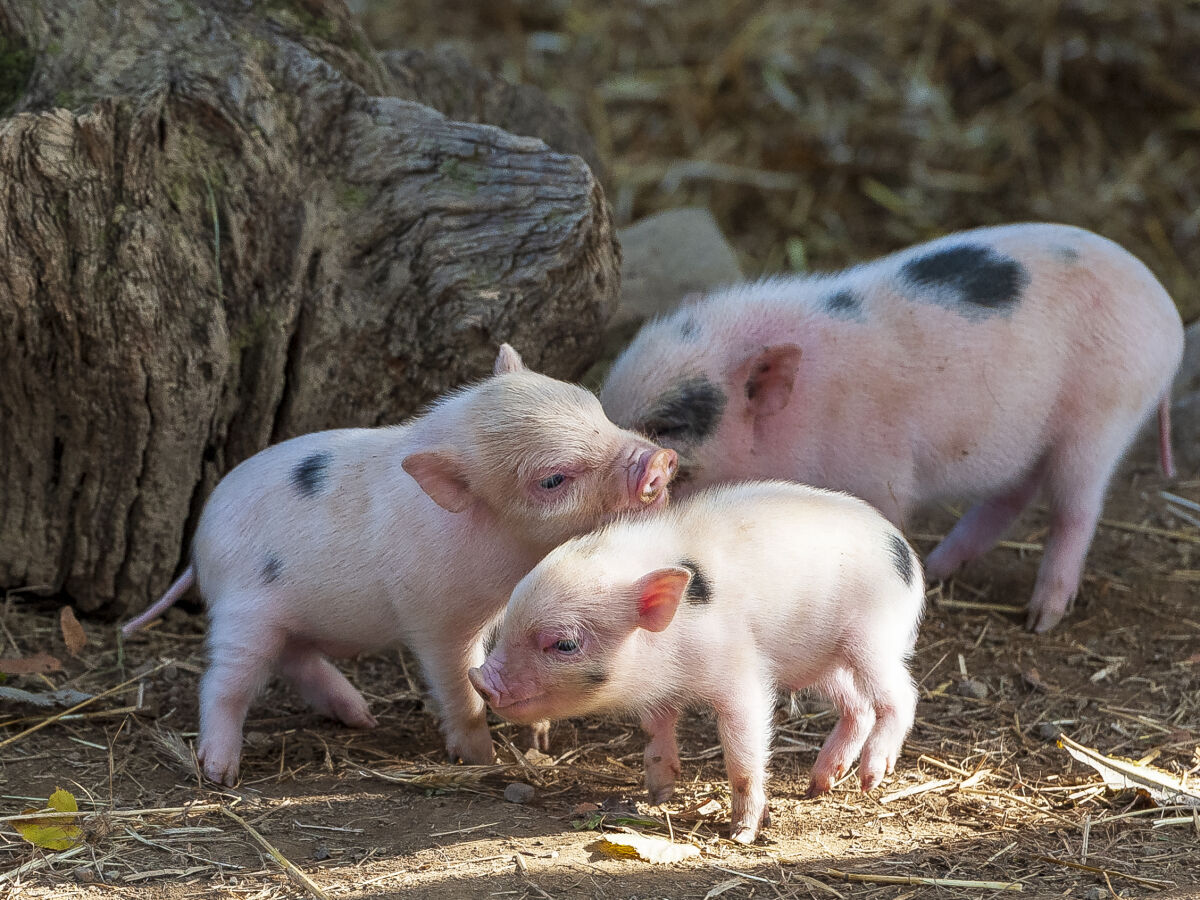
[737,344,802,419]
[401,450,474,513]
[493,343,526,375]
[633,567,691,632]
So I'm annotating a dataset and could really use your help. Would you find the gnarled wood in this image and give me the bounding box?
[0,0,617,615]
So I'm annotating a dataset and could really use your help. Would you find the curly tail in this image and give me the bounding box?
[121,565,195,637]
[1158,395,1176,479]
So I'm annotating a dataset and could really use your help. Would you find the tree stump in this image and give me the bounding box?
[0,0,618,616]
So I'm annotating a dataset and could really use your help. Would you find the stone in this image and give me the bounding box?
[504,782,536,804]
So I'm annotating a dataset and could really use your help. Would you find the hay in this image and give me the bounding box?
[361,0,1200,324]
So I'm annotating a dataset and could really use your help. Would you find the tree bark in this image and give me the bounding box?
[0,0,618,616]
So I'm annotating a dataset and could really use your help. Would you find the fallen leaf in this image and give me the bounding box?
[1020,666,1052,692]
[1058,734,1200,808]
[14,788,83,850]
[59,607,87,656]
[704,877,746,899]
[593,831,700,864]
[0,685,93,708]
[0,652,63,675]
[687,798,724,818]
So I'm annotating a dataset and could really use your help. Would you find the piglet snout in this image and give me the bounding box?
[636,448,678,505]
[468,667,496,705]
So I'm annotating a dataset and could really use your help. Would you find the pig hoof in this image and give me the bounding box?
[1026,604,1066,634]
[730,825,758,845]
[647,784,676,805]
[196,737,243,787]
[804,780,831,799]
[198,752,241,787]
[447,734,496,765]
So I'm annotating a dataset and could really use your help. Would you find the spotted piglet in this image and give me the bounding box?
[122,345,677,786]
[470,481,925,843]
[601,224,1185,631]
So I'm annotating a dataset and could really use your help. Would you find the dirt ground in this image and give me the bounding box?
[1,435,1198,899]
[3,2,1199,897]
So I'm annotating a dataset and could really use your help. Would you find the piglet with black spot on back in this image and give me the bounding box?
[601,224,1186,632]
[121,345,678,786]
[470,481,926,844]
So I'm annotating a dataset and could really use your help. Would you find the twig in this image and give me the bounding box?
[1098,518,1200,545]
[1031,854,1173,888]
[0,661,171,750]
[822,868,1023,891]
[221,807,330,900]
[935,599,1026,614]
[1,802,224,825]
[0,845,90,885]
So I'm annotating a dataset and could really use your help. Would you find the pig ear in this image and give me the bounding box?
[493,343,526,376]
[632,566,691,632]
[736,344,802,419]
[402,450,475,513]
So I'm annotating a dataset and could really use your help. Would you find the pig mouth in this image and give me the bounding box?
[640,487,669,509]
[487,695,547,725]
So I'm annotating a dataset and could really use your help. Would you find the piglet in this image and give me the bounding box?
[470,480,925,843]
[122,345,677,786]
[601,224,1185,632]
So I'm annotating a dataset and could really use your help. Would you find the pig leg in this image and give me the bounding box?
[523,721,551,753]
[856,661,918,792]
[277,645,377,729]
[925,464,1044,580]
[1026,434,1125,633]
[641,708,682,803]
[197,610,284,786]
[713,679,774,844]
[413,637,495,764]
[807,667,876,797]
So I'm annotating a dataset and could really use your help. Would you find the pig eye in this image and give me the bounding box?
[539,473,567,490]
[553,639,580,654]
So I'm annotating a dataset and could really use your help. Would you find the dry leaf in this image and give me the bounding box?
[0,685,93,708]
[704,877,746,899]
[14,788,83,851]
[686,798,724,817]
[594,831,700,864]
[1058,734,1200,808]
[60,606,87,657]
[0,652,63,675]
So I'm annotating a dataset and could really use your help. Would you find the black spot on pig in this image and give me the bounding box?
[824,288,863,317]
[483,622,501,656]
[887,533,916,588]
[1052,244,1080,264]
[292,451,333,497]
[900,244,1029,317]
[261,554,283,584]
[642,377,727,444]
[677,315,701,340]
[680,558,712,605]
[582,665,609,688]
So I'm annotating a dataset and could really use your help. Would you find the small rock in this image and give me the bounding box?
[1037,722,1063,741]
[958,679,988,700]
[1085,887,1108,900]
[504,782,536,804]
[523,747,553,766]
[601,207,743,362]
